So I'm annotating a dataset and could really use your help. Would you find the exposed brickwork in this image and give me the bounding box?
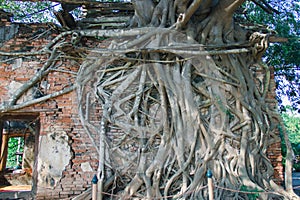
[0,19,284,199]
[0,18,99,199]
[266,67,284,184]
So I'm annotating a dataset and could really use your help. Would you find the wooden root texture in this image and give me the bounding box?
[74,0,298,199]
[76,29,294,199]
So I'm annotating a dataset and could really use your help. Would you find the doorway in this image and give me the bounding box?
[0,113,39,194]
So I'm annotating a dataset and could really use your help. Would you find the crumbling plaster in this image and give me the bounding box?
[37,128,72,188]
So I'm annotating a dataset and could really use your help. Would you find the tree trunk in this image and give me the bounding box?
[75,1,298,199]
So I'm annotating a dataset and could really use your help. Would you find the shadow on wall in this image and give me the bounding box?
[0,172,11,186]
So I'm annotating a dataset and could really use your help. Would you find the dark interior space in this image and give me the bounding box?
[0,113,39,193]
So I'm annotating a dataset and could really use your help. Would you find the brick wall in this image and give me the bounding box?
[0,19,284,199]
[0,19,99,199]
[266,67,284,184]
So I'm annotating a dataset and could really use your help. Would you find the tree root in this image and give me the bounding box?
[75,29,295,199]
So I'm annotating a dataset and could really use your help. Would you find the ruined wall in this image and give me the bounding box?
[250,64,284,184]
[0,19,99,199]
[0,20,284,199]
[266,67,284,184]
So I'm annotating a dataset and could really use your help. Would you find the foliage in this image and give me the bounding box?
[280,107,300,171]
[7,137,24,168]
[282,113,300,145]
[240,185,261,200]
[0,0,80,23]
[0,1,57,23]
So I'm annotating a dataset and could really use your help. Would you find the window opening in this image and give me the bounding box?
[7,136,25,169]
[0,115,39,194]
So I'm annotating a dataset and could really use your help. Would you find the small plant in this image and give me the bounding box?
[280,108,300,171]
[7,137,24,168]
[240,185,261,200]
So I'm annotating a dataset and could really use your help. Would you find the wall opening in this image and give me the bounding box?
[0,113,39,194]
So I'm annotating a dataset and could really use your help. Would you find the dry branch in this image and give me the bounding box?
[0,85,76,113]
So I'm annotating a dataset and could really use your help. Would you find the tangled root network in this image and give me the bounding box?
[76,29,292,199]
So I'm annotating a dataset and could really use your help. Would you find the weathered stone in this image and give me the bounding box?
[7,81,32,102]
[37,129,72,188]
[0,24,19,46]
[7,81,23,97]
[12,58,23,70]
[80,162,93,172]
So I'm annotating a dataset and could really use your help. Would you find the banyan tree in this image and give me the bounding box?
[0,0,298,199]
